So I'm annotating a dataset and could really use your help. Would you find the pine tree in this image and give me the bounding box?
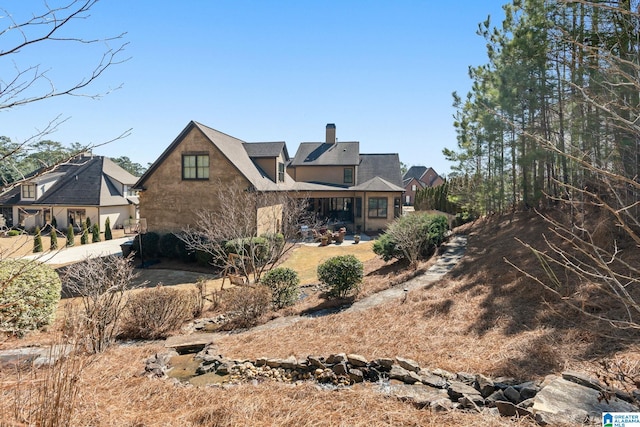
[104,217,112,240]
[66,225,75,247]
[50,228,58,250]
[86,217,91,230]
[92,223,101,243]
[33,226,43,253]
[51,216,57,230]
[81,221,89,245]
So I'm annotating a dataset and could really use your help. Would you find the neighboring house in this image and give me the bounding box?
[402,165,444,205]
[133,121,404,235]
[0,153,139,231]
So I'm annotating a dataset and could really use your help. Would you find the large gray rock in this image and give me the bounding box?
[165,333,217,354]
[561,371,604,391]
[347,354,368,367]
[418,370,448,389]
[395,356,421,373]
[389,365,421,384]
[387,383,449,408]
[448,380,483,401]
[532,377,639,424]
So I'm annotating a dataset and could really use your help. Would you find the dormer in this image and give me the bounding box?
[243,142,290,184]
[21,182,36,201]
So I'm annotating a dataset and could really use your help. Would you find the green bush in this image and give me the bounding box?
[66,225,75,247]
[51,216,57,230]
[119,286,200,340]
[225,236,270,264]
[33,226,43,253]
[80,222,89,245]
[372,233,402,262]
[104,217,113,240]
[261,267,300,309]
[159,233,181,258]
[0,259,61,334]
[92,223,101,243]
[50,229,58,250]
[132,232,160,258]
[195,249,214,267]
[7,229,21,237]
[317,255,363,298]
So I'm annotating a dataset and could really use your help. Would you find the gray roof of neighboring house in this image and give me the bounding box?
[289,141,360,166]
[403,165,428,181]
[403,177,427,188]
[243,142,289,160]
[350,176,405,192]
[0,155,139,207]
[358,154,403,188]
[135,121,297,192]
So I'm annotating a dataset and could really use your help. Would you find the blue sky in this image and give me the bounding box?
[3,1,507,176]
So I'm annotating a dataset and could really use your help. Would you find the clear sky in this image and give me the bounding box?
[3,1,507,177]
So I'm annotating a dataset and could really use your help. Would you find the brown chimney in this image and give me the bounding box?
[325,123,336,144]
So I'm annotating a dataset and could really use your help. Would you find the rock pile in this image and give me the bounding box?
[145,346,639,425]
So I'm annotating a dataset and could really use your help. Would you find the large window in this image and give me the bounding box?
[368,197,387,218]
[21,184,35,199]
[343,168,353,184]
[182,154,209,180]
[68,209,86,228]
[278,162,285,182]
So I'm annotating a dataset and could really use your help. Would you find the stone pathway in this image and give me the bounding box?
[212,235,467,336]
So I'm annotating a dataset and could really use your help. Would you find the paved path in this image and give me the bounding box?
[22,237,133,265]
[229,234,468,334]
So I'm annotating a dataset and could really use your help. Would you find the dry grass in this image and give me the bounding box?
[0,211,636,426]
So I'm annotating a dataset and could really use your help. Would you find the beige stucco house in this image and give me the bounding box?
[134,121,404,235]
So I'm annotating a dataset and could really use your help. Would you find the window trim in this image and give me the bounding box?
[278,162,285,182]
[367,197,388,218]
[182,153,210,180]
[343,168,353,184]
[21,183,36,199]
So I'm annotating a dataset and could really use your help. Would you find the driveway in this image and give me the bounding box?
[22,237,133,266]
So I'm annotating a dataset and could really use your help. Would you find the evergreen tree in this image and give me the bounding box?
[66,225,75,247]
[86,217,91,230]
[51,216,57,230]
[92,223,101,243]
[104,217,112,240]
[33,227,43,253]
[50,228,58,250]
[81,221,89,245]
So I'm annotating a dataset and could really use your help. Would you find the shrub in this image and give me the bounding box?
[317,255,363,298]
[225,236,270,265]
[372,233,402,262]
[50,229,58,250]
[261,267,300,309]
[80,222,89,245]
[33,227,43,253]
[66,225,75,247]
[159,233,181,259]
[51,216,57,230]
[7,229,21,237]
[92,223,101,243]
[119,286,200,340]
[223,285,271,328]
[132,232,160,259]
[104,217,112,240]
[0,259,61,334]
[85,217,91,230]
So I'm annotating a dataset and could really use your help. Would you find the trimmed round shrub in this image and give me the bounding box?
[158,232,181,259]
[317,255,363,299]
[132,232,160,258]
[0,259,62,334]
[261,267,300,309]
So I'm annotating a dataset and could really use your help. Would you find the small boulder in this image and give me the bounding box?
[395,356,421,373]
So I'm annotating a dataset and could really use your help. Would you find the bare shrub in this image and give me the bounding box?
[119,285,200,340]
[62,255,143,353]
[223,285,272,328]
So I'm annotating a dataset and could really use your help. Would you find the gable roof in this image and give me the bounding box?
[350,176,405,192]
[289,141,360,166]
[358,154,403,188]
[135,121,296,192]
[403,166,428,181]
[243,142,289,160]
[0,155,139,207]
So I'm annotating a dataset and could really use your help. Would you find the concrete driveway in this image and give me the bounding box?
[22,237,133,266]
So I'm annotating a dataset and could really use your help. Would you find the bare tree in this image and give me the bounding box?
[62,255,144,353]
[178,183,315,284]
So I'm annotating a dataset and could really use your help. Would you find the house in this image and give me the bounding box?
[133,121,404,235]
[402,165,444,206]
[0,153,139,231]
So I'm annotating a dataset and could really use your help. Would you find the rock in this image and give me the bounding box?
[456,372,476,384]
[519,385,539,400]
[561,371,604,392]
[348,368,364,383]
[532,377,639,425]
[459,394,485,411]
[387,383,449,409]
[215,362,231,375]
[389,365,421,384]
[448,380,483,401]
[372,358,394,371]
[165,333,217,354]
[432,368,456,380]
[418,370,448,389]
[495,401,533,418]
[503,386,521,404]
[307,355,326,369]
[255,357,268,367]
[280,356,297,370]
[431,398,455,412]
[475,374,496,397]
[346,354,368,367]
[395,356,421,373]
[331,362,348,376]
[326,353,346,364]
[485,389,506,406]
